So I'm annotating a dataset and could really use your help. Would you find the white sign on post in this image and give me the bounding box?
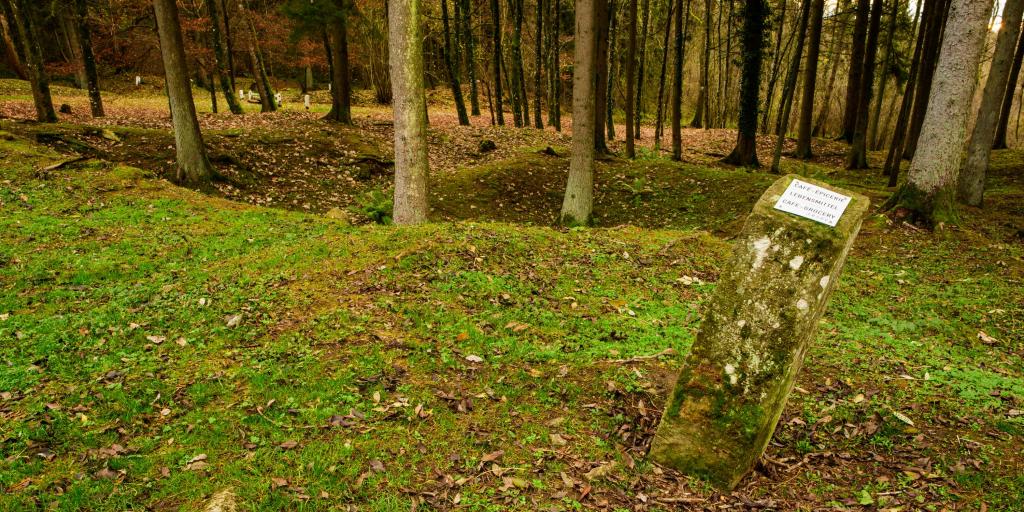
[773,179,851,227]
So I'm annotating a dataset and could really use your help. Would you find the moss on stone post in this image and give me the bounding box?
[649,174,868,490]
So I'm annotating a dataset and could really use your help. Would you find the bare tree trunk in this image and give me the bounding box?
[794,0,824,158]
[958,0,1024,206]
[690,0,710,127]
[388,0,430,224]
[1,0,55,122]
[594,0,610,152]
[71,0,105,117]
[671,0,687,160]
[153,0,214,188]
[625,0,638,156]
[561,0,597,225]
[722,0,767,167]
[0,13,26,79]
[761,0,787,134]
[606,0,618,141]
[846,0,883,169]
[884,0,931,185]
[491,0,505,125]
[883,0,989,227]
[238,1,276,113]
[534,0,545,128]
[634,0,650,138]
[868,0,902,149]
[813,1,848,137]
[460,0,481,115]
[654,0,674,146]
[770,0,811,173]
[838,0,870,142]
[549,0,562,129]
[442,0,470,125]
[902,0,950,159]
[993,19,1024,149]
[208,0,243,114]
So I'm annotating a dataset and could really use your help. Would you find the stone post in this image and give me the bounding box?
[649,174,868,489]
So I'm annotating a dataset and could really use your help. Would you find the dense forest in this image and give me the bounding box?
[1,0,1022,509]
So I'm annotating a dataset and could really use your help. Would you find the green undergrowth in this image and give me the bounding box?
[1,132,1022,510]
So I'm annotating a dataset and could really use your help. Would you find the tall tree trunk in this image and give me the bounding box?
[770,0,811,173]
[884,0,932,184]
[902,0,950,159]
[633,0,650,138]
[993,19,1024,149]
[534,0,545,128]
[510,0,527,127]
[838,0,870,142]
[208,0,243,114]
[625,0,638,156]
[671,0,687,160]
[794,0,824,158]
[388,0,430,224]
[958,0,1024,205]
[722,0,735,125]
[1,0,55,122]
[594,0,610,152]
[221,0,236,91]
[72,0,105,117]
[460,0,481,115]
[153,0,214,188]
[868,0,903,149]
[654,0,675,146]
[442,0,470,125]
[690,0,710,127]
[549,0,562,129]
[813,1,848,137]
[60,13,89,89]
[846,0,883,169]
[883,0,989,227]
[761,0,787,135]
[207,67,218,113]
[606,0,618,141]
[239,1,276,113]
[491,0,505,125]
[0,14,26,79]
[561,0,597,225]
[722,0,767,167]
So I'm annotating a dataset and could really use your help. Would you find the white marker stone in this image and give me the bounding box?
[135,76,141,86]
[650,175,868,490]
[773,178,852,227]
[304,94,310,109]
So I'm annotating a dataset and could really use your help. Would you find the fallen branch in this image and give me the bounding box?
[610,348,678,363]
[41,156,89,172]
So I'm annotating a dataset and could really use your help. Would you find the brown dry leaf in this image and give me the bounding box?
[270,477,288,490]
[278,440,298,450]
[481,450,504,463]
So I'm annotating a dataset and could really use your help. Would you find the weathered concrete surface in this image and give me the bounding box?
[649,174,868,490]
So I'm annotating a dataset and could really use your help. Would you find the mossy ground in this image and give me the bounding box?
[1,81,1023,510]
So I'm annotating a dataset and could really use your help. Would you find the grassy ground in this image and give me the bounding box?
[1,82,1023,511]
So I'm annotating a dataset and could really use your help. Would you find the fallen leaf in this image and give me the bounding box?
[279,440,298,450]
[465,354,484,363]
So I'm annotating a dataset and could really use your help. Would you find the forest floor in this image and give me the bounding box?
[1,79,1022,511]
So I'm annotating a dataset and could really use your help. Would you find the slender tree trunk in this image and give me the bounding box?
[388,0,430,224]
[722,0,767,167]
[208,68,218,113]
[221,0,236,91]
[903,0,950,160]
[442,0,470,125]
[722,0,734,125]
[761,0,787,135]
[794,0,824,158]
[238,1,275,112]
[153,0,214,188]
[460,0,481,115]
[594,0,610,152]
[671,0,687,160]
[868,0,902,149]
[771,0,811,173]
[654,0,675,146]
[534,0,545,128]
[993,20,1024,149]
[884,0,932,184]
[0,14,26,79]
[550,0,562,129]
[1,0,55,122]
[625,0,638,156]
[561,0,597,225]
[838,0,870,142]
[634,0,650,138]
[606,0,618,141]
[491,0,505,125]
[511,0,527,127]
[208,0,242,114]
[813,1,848,137]
[71,0,105,117]
[60,13,89,89]
[690,0,711,127]
[846,0,883,169]
[957,0,1024,205]
[883,0,989,227]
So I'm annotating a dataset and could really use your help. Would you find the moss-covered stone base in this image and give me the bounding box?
[649,175,869,489]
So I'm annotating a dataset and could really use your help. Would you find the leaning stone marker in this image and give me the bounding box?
[650,174,868,490]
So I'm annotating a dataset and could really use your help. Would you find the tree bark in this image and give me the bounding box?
[722,0,768,167]
[594,0,610,152]
[883,0,989,227]
[690,0,710,128]
[761,0,788,135]
[208,0,243,114]
[459,0,481,115]
[670,0,687,160]
[868,0,902,149]
[534,0,545,128]
[221,0,236,91]
[813,0,849,137]
[625,0,638,156]
[838,0,870,142]
[794,0,824,158]
[0,13,26,79]
[238,1,276,113]
[654,0,673,145]
[606,0,618,141]
[549,0,562,129]
[957,0,1024,206]
[902,0,950,159]
[993,19,1024,149]
[561,0,597,225]
[442,0,470,125]
[72,0,105,117]
[153,0,214,188]
[491,0,505,125]
[1,0,55,122]
[845,0,883,169]
[770,0,811,173]
[884,0,931,185]
[633,0,650,138]
[388,0,430,224]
